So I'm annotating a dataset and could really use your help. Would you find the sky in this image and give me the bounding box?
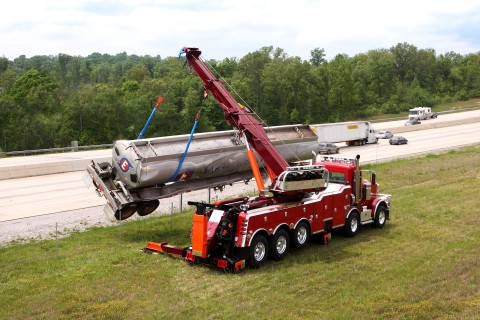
[1,0,480,62]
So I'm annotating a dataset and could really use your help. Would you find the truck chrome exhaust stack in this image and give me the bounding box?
[354,154,361,205]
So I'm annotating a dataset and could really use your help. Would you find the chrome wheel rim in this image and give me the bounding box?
[350,217,358,233]
[254,242,266,261]
[297,226,307,245]
[276,236,287,254]
[378,211,386,225]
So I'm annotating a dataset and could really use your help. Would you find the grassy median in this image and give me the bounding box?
[1,146,479,319]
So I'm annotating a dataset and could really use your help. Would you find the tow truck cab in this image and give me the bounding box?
[316,156,391,220]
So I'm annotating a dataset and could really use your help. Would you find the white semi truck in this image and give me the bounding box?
[310,121,377,146]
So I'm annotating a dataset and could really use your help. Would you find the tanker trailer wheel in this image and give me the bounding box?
[292,221,310,248]
[374,205,387,228]
[248,235,269,268]
[343,211,360,237]
[137,200,160,216]
[269,229,290,261]
[114,205,136,221]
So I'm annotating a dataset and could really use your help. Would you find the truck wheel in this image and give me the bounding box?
[374,205,387,228]
[343,211,360,237]
[137,200,160,216]
[114,205,136,221]
[248,235,269,268]
[98,162,110,170]
[292,221,310,248]
[269,229,290,260]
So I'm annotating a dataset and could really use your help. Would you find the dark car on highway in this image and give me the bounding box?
[389,136,408,145]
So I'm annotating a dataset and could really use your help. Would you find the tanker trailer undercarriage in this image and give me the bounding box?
[87,125,319,220]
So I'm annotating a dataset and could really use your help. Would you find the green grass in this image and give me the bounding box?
[1,147,480,319]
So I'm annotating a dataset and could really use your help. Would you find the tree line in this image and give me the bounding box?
[0,42,479,152]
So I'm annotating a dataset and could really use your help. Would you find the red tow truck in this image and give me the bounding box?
[144,47,392,271]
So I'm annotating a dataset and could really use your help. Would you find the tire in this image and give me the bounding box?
[137,200,160,216]
[292,221,310,248]
[374,205,387,228]
[269,229,290,261]
[248,235,269,268]
[114,205,136,221]
[98,162,110,170]
[343,211,360,237]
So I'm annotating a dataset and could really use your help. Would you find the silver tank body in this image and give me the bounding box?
[112,125,319,189]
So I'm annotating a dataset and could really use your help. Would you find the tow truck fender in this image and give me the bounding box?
[345,207,359,220]
[372,199,390,220]
[246,228,269,247]
[272,223,290,236]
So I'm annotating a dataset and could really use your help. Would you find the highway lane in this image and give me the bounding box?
[0,111,479,222]
[337,121,480,162]
[373,109,480,130]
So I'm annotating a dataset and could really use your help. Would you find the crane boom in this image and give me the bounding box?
[181,47,289,181]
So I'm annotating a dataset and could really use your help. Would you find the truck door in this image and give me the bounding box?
[332,189,349,227]
[321,193,334,230]
[310,200,325,233]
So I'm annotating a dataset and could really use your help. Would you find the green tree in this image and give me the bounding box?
[310,47,326,66]
[390,42,418,83]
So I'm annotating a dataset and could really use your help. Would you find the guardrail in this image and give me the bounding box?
[0,143,113,158]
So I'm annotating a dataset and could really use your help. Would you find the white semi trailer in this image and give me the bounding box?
[310,121,378,146]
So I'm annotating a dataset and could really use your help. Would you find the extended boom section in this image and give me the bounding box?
[181,47,289,179]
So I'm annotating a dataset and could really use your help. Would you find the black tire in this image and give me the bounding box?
[292,221,310,248]
[269,229,290,261]
[374,205,387,228]
[343,211,360,237]
[98,162,110,170]
[248,235,269,268]
[114,205,136,221]
[137,200,160,216]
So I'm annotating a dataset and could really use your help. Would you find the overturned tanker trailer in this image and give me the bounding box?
[87,124,319,220]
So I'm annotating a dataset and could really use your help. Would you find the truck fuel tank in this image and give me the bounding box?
[112,124,319,190]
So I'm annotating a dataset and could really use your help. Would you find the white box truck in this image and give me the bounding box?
[310,121,377,146]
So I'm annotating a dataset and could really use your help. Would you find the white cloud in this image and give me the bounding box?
[1,0,479,60]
